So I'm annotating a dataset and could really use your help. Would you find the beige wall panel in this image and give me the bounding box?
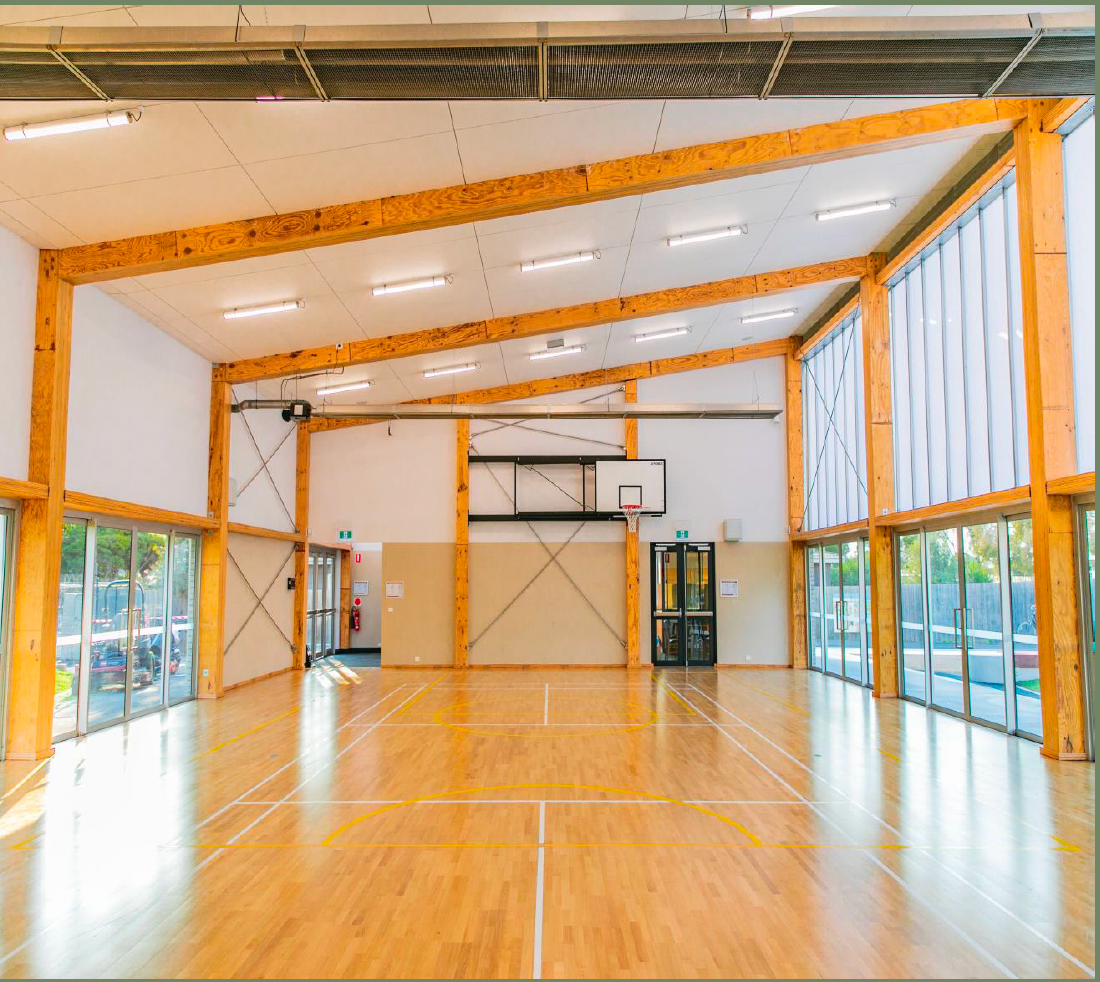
[381,543,454,666]
[469,542,627,665]
[638,540,789,667]
[223,531,295,687]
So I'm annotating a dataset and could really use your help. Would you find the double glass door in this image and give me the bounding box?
[896,516,1034,736]
[53,518,200,742]
[307,547,338,661]
[806,537,872,686]
[651,543,716,667]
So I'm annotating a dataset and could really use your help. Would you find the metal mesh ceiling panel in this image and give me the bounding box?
[0,51,90,99]
[305,46,537,99]
[996,35,1096,95]
[771,37,1031,97]
[67,48,316,100]
[548,41,782,98]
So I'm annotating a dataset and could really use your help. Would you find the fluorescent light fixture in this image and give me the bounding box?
[520,251,598,273]
[748,4,838,19]
[316,380,372,396]
[423,363,479,379]
[223,299,304,320]
[741,308,798,325]
[372,275,450,296]
[4,108,139,142]
[634,326,691,343]
[815,199,896,222]
[529,344,587,361]
[667,226,746,247]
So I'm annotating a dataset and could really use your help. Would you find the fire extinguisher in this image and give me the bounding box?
[351,606,360,633]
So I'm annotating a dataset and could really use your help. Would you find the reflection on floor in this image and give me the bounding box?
[0,666,1093,978]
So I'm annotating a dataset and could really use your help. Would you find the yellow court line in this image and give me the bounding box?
[878,748,902,762]
[392,674,447,718]
[320,782,762,847]
[190,707,300,761]
[657,682,698,717]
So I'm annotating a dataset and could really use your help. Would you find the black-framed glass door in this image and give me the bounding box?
[651,542,716,667]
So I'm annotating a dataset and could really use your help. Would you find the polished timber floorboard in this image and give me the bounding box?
[0,663,1093,979]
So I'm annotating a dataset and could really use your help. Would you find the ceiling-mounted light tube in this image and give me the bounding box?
[529,344,587,361]
[741,308,798,325]
[748,4,838,19]
[815,199,896,222]
[423,363,479,379]
[667,226,746,247]
[316,380,372,396]
[3,108,139,142]
[634,327,691,343]
[520,251,598,273]
[372,275,451,296]
[223,299,304,320]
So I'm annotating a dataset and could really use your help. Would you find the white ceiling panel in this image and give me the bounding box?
[243,131,466,214]
[0,103,236,199]
[198,295,362,360]
[0,5,135,25]
[430,5,691,22]
[484,243,631,317]
[237,4,431,25]
[475,204,639,271]
[133,251,313,291]
[455,102,665,183]
[447,100,619,131]
[616,223,763,298]
[499,324,613,384]
[197,101,454,164]
[654,98,857,152]
[0,199,83,248]
[125,4,242,26]
[472,194,639,238]
[143,262,337,319]
[392,342,510,400]
[29,166,274,242]
[308,362,412,408]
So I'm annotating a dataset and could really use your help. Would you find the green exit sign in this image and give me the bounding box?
[337,530,353,541]
[675,530,690,540]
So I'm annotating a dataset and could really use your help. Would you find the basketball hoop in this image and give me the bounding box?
[622,504,643,534]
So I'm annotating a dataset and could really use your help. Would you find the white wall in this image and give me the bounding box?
[0,226,37,482]
[66,286,211,515]
[311,420,454,543]
[229,391,297,532]
[638,360,787,543]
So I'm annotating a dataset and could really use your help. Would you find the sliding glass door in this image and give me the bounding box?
[896,514,1032,737]
[805,536,872,688]
[0,507,13,755]
[53,516,200,743]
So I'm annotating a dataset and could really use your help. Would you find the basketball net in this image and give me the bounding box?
[622,504,643,534]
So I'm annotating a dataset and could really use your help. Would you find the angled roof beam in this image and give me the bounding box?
[221,255,866,383]
[305,336,793,434]
[58,98,1028,284]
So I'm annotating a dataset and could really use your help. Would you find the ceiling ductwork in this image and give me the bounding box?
[0,13,1092,103]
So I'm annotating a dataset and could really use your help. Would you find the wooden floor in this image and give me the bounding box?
[0,664,1093,979]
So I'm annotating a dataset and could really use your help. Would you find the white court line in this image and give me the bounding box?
[194,683,431,871]
[532,801,546,980]
[0,682,415,970]
[683,681,1094,978]
[667,683,1018,980]
[194,683,411,830]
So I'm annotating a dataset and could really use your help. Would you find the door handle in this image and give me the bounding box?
[953,608,961,649]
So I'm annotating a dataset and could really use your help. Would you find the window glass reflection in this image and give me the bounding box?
[53,522,86,739]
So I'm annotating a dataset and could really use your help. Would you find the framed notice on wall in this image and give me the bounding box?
[385,581,405,599]
[719,579,739,598]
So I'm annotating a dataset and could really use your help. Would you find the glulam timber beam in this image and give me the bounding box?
[784,338,806,670]
[5,251,72,759]
[225,256,866,383]
[197,375,231,699]
[860,253,898,699]
[624,380,640,668]
[64,491,219,530]
[455,419,470,669]
[1014,100,1086,760]
[292,425,310,670]
[1041,97,1090,132]
[0,476,48,500]
[305,336,792,434]
[56,99,1028,285]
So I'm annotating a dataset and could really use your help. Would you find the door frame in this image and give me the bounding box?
[59,512,201,742]
[805,535,871,689]
[649,542,717,668]
[0,505,16,760]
